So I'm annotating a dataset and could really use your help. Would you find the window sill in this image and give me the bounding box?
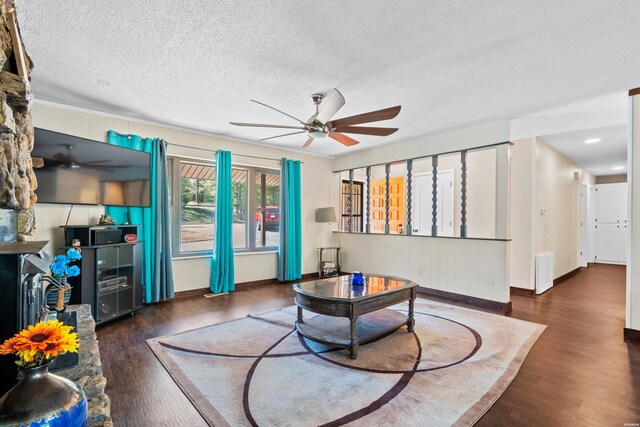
[172,249,278,261]
[235,250,278,256]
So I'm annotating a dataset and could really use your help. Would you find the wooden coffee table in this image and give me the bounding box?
[293,274,417,359]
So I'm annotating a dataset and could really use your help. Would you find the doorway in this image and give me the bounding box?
[369,177,404,234]
[594,182,627,264]
[580,183,591,267]
[412,170,454,236]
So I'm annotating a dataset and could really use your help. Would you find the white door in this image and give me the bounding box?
[595,224,623,263]
[596,183,627,224]
[589,186,597,262]
[620,223,628,264]
[412,170,454,236]
[594,182,628,264]
[595,223,627,264]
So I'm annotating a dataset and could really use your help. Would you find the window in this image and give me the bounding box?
[171,158,280,257]
[178,161,216,252]
[465,147,497,238]
[334,141,508,241]
[255,171,280,247]
[433,153,461,237]
[341,180,363,232]
[387,162,408,235]
[232,168,248,249]
[368,165,387,234]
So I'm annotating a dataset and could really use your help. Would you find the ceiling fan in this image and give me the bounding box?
[42,144,124,172]
[230,89,401,148]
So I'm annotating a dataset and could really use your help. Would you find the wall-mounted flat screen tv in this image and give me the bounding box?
[31,128,151,207]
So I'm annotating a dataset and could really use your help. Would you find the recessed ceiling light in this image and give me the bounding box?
[584,138,601,144]
[612,166,624,171]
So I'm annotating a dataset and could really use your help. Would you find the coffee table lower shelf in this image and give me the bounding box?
[295,309,409,355]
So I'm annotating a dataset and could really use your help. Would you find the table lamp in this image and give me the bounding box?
[316,207,339,247]
[316,207,337,224]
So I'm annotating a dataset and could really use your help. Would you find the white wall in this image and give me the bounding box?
[627,92,640,332]
[535,139,595,279]
[31,102,336,292]
[340,233,510,303]
[509,138,536,289]
[509,136,596,290]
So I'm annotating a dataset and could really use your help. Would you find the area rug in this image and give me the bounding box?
[147,300,545,426]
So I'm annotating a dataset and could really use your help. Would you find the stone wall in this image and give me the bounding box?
[0,0,36,241]
[58,305,112,427]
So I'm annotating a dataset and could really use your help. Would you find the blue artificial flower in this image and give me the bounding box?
[50,261,67,277]
[66,265,81,277]
[66,248,82,261]
[54,255,68,263]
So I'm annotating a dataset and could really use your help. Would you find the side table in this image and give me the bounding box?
[318,247,341,278]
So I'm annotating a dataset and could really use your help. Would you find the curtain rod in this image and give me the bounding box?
[168,141,304,163]
[111,131,303,163]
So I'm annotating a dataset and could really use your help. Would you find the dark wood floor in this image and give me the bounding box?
[97,264,640,426]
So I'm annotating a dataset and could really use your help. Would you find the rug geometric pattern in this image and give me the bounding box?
[148,300,545,426]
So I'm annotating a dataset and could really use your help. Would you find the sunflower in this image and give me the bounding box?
[0,336,22,355]
[0,319,79,367]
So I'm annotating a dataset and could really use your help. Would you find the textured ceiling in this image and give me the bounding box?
[539,126,627,177]
[15,0,640,157]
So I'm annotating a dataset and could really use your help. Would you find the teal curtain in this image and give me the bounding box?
[210,150,235,293]
[278,158,302,281]
[105,130,174,303]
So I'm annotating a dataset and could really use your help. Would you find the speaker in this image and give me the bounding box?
[92,229,123,245]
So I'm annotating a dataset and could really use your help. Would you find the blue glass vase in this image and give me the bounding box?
[0,361,87,426]
[351,272,365,286]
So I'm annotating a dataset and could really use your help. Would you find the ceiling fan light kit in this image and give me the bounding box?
[230,88,401,149]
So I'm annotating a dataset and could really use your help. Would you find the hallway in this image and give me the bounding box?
[479,263,639,425]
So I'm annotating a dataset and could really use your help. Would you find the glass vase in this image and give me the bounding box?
[46,277,72,312]
[0,361,87,426]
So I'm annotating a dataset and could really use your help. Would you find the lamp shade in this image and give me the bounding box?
[316,207,337,223]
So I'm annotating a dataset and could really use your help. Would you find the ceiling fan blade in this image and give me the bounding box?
[42,158,63,169]
[250,99,307,125]
[328,106,401,129]
[314,88,346,124]
[260,131,306,142]
[332,126,398,136]
[85,166,116,172]
[53,153,72,163]
[81,160,115,165]
[229,122,307,130]
[329,132,360,147]
[82,164,128,168]
[302,137,315,148]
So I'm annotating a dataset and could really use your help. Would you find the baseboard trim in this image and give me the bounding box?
[417,286,512,313]
[508,268,582,299]
[276,272,320,285]
[624,327,640,341]
[174,287,210,299]
[553,267,581,285]
[174,273,321,298]
[510,286,535,296]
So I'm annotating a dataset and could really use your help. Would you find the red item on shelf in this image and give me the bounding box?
[123,234,138,243]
